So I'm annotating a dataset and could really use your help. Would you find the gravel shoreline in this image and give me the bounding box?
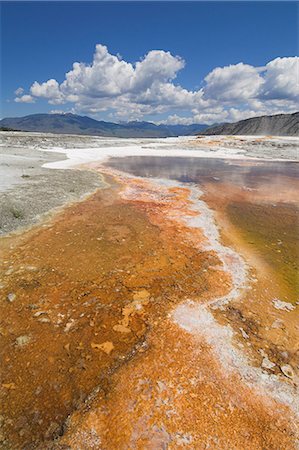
[0,141,106,236]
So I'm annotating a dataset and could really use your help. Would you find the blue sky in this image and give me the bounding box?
[1,1,298,123]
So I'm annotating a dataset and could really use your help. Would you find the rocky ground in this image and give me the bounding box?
[0,138,105,235]
[192,135,299,160]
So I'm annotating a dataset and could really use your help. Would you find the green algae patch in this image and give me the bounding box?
[227,201,299,303]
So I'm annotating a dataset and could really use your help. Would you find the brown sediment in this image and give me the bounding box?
[54,168,298,448]
[0,164,298,449]
[0,175,229,449]
[57,318,297,450]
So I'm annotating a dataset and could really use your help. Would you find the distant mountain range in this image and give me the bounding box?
[1,112,297,137]
[200,112,299,136]
[0,113,208,138]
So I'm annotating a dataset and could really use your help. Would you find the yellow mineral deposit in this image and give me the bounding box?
[91,341,114,354]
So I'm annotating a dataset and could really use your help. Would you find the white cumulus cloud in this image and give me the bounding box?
[15,44,299,124]
[261,57,299,100]
[203,63,264,101]
[30,79,64,104]
[14,94,35,103]
[14,87,24,96]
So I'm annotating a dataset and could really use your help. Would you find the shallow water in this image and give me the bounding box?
[106,155,299,186]
[106,155,299,301]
